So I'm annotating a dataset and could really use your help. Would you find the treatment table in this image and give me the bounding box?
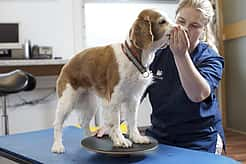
[0,126,239,164]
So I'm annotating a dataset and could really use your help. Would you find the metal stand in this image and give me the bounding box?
[1,96,9,135]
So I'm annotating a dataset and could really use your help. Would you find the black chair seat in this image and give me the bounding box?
[0,70,36,95]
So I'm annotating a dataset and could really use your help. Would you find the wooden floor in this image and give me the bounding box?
[225,129,246,163]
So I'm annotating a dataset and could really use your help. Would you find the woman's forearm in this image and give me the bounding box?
[173,52,211,102]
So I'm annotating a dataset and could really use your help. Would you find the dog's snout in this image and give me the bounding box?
[165,25,176,36]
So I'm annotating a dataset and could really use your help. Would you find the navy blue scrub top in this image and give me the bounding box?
[145,42,225,153]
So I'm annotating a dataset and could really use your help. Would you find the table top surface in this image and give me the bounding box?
[0,126,239,164]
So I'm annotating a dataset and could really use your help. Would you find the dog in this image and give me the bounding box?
[51,9,174,153]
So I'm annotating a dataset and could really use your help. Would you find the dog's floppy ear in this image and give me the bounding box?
[130,16,153,49]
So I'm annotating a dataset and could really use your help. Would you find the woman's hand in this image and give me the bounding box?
[170,25,190,58]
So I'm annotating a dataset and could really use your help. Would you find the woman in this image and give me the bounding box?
[145,0,225,154]
[96,0,224,154]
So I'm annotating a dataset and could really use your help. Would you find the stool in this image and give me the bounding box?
[0,70,36,135]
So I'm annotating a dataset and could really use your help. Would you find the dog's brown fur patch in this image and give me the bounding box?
[143,10,170,40]
[57,45,120,102]
[131,19,153,49]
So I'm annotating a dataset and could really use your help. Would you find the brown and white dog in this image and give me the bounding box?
[51,9,174,153]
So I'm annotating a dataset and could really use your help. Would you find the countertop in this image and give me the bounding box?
[0,59,68,66]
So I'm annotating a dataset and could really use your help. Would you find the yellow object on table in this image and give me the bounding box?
[75,121,128,134]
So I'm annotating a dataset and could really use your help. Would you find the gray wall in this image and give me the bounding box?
[223,0,246,24]
[224,38,246,132]
[223,0,246,132]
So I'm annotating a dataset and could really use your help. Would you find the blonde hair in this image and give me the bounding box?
[176,0,218,52]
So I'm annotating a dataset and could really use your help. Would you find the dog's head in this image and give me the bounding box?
[130,9,175,51]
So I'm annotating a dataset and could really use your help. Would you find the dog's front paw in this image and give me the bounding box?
[114,137,132,148]
[130,134,152,144]
[51,142,65,153]
[110,129,132,148]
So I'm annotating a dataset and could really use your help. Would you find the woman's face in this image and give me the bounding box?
[176,7,206,52]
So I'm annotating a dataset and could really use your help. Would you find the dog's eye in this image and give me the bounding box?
[159,19,166,24]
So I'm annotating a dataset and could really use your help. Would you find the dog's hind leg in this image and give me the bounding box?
[77,91,100,137]
[51,84,80,153]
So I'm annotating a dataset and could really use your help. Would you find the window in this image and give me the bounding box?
[83,1,178,47]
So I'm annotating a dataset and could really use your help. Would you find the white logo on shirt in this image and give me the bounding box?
[156,70,163,76]
[154,69,163,80]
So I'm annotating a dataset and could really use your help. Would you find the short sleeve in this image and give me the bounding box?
[195,49,224,93]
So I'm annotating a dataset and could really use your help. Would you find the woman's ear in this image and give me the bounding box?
[200,26,207,41]
[130,17,153,49]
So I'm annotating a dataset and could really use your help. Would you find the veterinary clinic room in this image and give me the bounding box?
[0,0,245,163]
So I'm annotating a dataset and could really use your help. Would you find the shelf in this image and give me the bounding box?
[0,59,68,76]
[0,59,68,66]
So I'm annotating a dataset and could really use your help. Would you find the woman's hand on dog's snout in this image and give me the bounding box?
[170,25,190,58]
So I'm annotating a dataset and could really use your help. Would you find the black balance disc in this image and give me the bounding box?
[81,135,158,155]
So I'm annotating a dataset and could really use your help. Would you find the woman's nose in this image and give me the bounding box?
[181,23,188,30]
[179,25,189,33]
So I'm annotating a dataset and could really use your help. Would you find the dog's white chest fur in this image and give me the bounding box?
[111,44,153,102]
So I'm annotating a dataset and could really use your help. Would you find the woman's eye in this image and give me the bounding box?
[177,20,185,25]
[159,19,166,24]
[191,24,202,28]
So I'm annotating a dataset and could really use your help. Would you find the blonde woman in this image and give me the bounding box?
[96,0,224,154]
[145,0,224,154]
